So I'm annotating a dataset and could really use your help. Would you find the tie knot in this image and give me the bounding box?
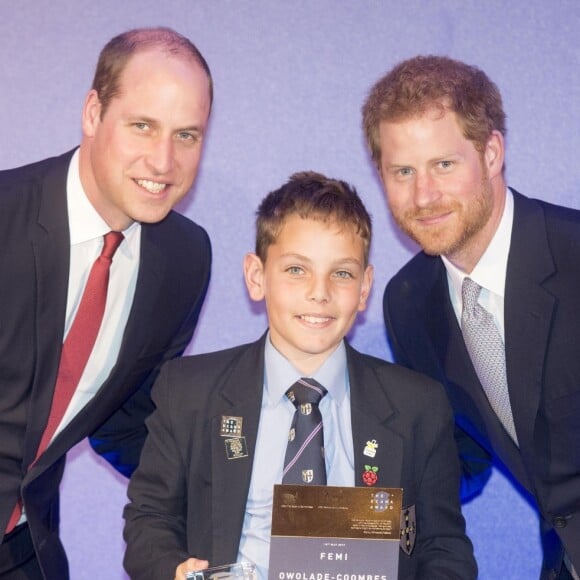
[462,277,482,312]
[286,378,327,407]
[101,231,124,261]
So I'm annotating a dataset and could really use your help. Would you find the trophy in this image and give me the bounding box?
[186,562,256,580]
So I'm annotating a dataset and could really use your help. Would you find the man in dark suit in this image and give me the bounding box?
[123,172,476,580]
[0,27,212,578]
[362,55,580,579]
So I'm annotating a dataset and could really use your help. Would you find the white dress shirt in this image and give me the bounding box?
[55,148,141,439]
[442,188,514,340]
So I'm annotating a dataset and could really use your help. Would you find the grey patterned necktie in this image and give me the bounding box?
[461,277,518,444]
[283,378,327,485]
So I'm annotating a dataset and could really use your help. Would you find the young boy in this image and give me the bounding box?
[123,172,477,580]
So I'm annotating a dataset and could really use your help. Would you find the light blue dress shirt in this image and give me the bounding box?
[236,334,354,579]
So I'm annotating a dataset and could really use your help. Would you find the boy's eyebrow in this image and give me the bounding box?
[278,252,312,262]
[279,253,363,267]
[333,258,364,269]
[331,256,363,265]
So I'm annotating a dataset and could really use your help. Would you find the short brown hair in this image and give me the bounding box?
[255,171,372,266]
[91,27,213,117]
[362,55,506,165]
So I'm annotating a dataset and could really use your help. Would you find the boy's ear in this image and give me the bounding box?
[358,265,374,312]
[243,253,266,302]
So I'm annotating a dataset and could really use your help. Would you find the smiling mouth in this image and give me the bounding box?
[298,315,334,325]
[135,179,168,194]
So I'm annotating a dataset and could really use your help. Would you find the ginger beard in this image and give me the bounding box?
[390,166,494,258]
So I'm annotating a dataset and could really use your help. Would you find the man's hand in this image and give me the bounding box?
[175,558,209,580]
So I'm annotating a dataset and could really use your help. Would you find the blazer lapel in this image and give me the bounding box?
[210,338,266,564]
[347,346,404,492]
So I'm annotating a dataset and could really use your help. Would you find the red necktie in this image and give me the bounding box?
[5,231,124,534]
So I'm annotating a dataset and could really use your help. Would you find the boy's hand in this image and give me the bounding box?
[174,558,209,580]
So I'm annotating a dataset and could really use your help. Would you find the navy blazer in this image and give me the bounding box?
[0,149,211,578]
[384,189,580,578]
[124,335,476,580]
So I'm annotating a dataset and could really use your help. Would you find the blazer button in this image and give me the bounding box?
[553,516,568,528]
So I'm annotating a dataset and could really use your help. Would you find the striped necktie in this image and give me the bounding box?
[282,378,327,485]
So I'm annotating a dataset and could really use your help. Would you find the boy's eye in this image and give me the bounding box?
[437,160,454,170]
[334,270,354,279]
[134,122,150,131]
[286,266,304,275]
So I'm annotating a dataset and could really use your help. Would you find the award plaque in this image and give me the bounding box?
[268,485,402,580]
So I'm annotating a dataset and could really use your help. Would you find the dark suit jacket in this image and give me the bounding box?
[384,189,580,578]
[123,335,476,580]
[0,150,211,578]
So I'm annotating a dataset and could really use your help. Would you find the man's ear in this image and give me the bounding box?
[81,89,102,138]
[484,130,505,179]
[243,253,266,302]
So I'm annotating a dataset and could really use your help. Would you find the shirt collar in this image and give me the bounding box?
[264,333,348,405]
[442,187,514,299]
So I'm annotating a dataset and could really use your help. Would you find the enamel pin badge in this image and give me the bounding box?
[220,415,243,437]
[225,437,248,460]
[362,439,379,485]
[362,465,379,486]
[363,439,378,458]
[220,415,248,460]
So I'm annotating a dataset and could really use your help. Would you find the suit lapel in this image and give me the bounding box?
[115,224,166,361]
[347,346,404,491]
[504,190,556,454]
[210,338,266,564]
[25,152,73,466]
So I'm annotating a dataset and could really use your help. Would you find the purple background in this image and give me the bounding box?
[1,2,579,578]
